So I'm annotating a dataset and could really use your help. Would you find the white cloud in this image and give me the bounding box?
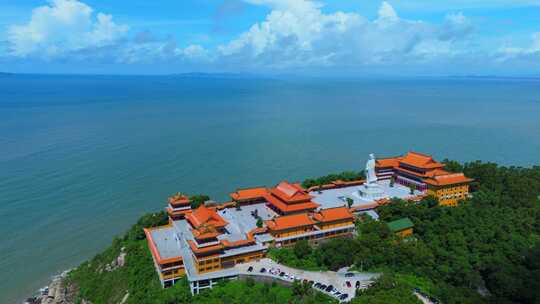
[216,1,474,69]
[377,1,398,22]
[497,32,540,62]
[7,0,128,57]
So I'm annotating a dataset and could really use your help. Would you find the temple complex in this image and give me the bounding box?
[145,151,473,293]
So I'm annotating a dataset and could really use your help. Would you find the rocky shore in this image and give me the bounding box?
[24,248,127,304]
[23,270,79,304]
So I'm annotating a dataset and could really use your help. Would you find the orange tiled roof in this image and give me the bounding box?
[425,168,450,177]
[187,240,223,255]
[264,193,319,213]
[214,201,236,210]
[168,193,191,206]
[221,237,256,248]
[424,173,474,186]
[350,202,379,211]
[376,157,402,168]
[230,187,268,201]
[306,180,364,192]
[400,151,444,169]
[187,205,228,229]
[313,207,354,223]
[247,227,267,237]
[270,181,313,203]
[342,180,365,186]
[395,166,439,178]
[265,213,315,231]
[192,225,221,240]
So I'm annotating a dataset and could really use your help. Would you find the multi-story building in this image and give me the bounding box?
[166,193,193,220]
[375,151,473,206]
[145,181,355,294]
[424,173,473,206]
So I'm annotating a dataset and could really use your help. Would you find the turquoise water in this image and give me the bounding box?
[1,75,540,303]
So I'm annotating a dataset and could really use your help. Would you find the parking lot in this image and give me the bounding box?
[236,258,379,302]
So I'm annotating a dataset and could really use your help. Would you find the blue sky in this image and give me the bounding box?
[1,0,540,75]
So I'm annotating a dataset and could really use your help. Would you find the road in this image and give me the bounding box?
[236,258,379,302]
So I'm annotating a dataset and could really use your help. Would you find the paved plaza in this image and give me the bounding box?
[310,179,422,210]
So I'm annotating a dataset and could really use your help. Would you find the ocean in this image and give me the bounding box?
[1,74,539,303]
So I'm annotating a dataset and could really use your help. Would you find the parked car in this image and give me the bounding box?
[320,284,327,290]
[247,266,253,272]
[279,272,285,277]
[260,268,266,273]
[308,280,314,286]
[345,272,355,277]
[325,285,334,292]
[339,294,348,300]
[314,282,321,288]
[335,291,341,297]
[355,281,360,288]
[346,281,351,288]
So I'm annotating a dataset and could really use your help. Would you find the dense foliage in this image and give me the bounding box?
[68,212,194,304]
[351,274,422,304]
[190,194,211,209]
[302,171,364,189]
[195,279,337,304]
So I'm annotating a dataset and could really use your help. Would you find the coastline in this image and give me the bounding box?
[24,270,76,304]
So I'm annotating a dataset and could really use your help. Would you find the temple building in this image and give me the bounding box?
[376,151,473,206]
[166,193,193,220]
[424,173,473,206]
[229,187,268,206]
[264,181,320,215]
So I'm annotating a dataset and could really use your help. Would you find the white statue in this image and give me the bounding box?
[365,153,378,184]
[352,153,388,202]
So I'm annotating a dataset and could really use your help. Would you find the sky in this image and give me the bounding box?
[1,0,540,76]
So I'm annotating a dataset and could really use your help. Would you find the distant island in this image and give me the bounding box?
[26,152,540,304]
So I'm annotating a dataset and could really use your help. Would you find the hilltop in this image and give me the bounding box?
[27,160,540,304]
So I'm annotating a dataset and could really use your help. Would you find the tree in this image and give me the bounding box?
[256,218,263,228]
[409,184,416,195]
[294,240,312,259]
[346,197,354,209]
[190,194,210,209]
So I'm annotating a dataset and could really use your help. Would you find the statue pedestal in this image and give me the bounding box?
[353,182,388,201]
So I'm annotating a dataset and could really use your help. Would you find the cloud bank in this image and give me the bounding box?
[3,0,540,74]
[216,0,474,69]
